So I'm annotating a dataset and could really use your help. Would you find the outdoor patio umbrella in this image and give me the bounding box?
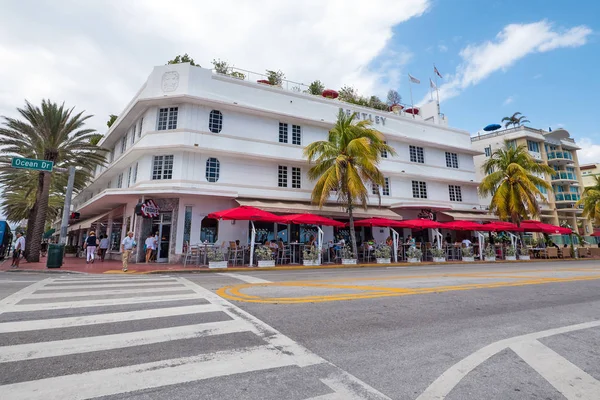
[395,219,443,229]
[208,206,284,266]
[520,220,572,235]
[280,213,345,227]
[483,221,524,231]
[352,217,404,227]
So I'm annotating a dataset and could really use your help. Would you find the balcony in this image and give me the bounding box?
[547,151,574,165]
[554,193,580,202]
[551,171,578,183]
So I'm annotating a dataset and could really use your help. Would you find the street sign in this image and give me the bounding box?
[11,157,54,172]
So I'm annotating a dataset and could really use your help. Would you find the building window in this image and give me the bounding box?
[292,124,302,145]
[449,185,462,202]
[209,110,223,133]
[381,141,388,158]
[130,126,135,145]
[506,140,516,150]
[278,166,288,187]
[484,146,492,157]
[527,140,540,153]
[132,162,138,184]
[409,145,424,163]
[126,166,132,188]
[445,152,459,169]
[152,155,174,180]
[291,167,301,188]
[278,122,288,143]
[107,151,113,163]
[535,184,548,194]
[117,173,123,188]
[372,183,379,195]
[383,178,390,196]
[157,107,178,131]
[412,180,427,199]
[121,134,127,154]
[206,157,220,182]
[138,117,143,139]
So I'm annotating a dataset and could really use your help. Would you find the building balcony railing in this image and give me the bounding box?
[554,193,580,202]
[547,151,574,163]
[551,172,578,182]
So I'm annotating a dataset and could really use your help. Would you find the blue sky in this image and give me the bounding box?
[375,0,599,162]
[0,0,598,163]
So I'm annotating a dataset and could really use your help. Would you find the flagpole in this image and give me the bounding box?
[408,75,415,119]
[434,64,441,117]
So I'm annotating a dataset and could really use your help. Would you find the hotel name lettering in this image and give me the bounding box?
[340,108,386,125]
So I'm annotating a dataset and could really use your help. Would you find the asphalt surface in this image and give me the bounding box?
[0,260,599,399]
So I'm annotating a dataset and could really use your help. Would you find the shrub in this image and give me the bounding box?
[484,244,496,258]
[374,245,391,259]
[519,246,530,256]
[303,246,319,261]
[255,246,273,261]
[406,246,422,260]
[340,245,355,259]
[461,247,474,257]
[505,246,517,256]
[266,69,285,86]
[430,247,445,258]
[207,248,224,262]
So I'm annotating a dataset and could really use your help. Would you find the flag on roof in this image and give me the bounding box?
[434,65,442,79]
[408,74,420,84]
[430,78,437,89]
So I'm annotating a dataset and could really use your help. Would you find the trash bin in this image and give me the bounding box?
[47,243,64,268]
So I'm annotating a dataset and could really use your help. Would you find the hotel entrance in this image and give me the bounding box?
[151,212,172,263]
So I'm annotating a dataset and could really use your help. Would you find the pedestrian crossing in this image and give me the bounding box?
[0,275,391,400]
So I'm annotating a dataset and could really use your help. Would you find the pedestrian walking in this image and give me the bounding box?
[121,231,136,272]
[144,232,155,263]
[11,232,25,268]
[84,231,99,264]
[98,234,109,261]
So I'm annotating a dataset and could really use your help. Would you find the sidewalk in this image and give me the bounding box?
[0,255,586,275]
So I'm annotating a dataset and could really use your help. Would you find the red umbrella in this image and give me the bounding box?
[352,217,404,227]
[520,220,572,234]
[208,206,283,222]
[396,219,443,230]
[280,213,345,227]
[443,220,488,231]
[484,222,524,232]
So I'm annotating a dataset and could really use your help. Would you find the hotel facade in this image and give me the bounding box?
[471,126,594,236]
[68,63,483,262]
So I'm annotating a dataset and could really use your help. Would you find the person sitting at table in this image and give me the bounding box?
[445,233,452,244]
[461,238,472,247]
[308,235,316,246]
[386,236,393,247]
[406,235,416,247]
[235,240,240,248]
[269,240,279,250]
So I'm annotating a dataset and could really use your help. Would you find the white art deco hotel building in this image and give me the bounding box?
[69,63,482,262]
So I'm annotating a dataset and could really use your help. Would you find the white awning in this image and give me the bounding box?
[235,199,403,220]
[67,212,110,233]
[440,211,497,221]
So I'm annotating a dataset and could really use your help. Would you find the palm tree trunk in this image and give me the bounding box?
[27,171,51,262]
[24,206,36,260]
[347,203,358,258]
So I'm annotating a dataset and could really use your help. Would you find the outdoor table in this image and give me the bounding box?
[197,243,219,265]
[289,243,303,264]
[531,247,547,259]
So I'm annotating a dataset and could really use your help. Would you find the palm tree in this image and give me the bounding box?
[479,141,554,225]
[0,100,106,262]
[501,112,530,128]
[577,176,600,225]
[304,110,395,255]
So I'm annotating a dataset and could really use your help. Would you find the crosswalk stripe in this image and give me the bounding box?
[0,304,221,333]
[28,286,190,298]
[1,345,296,400]
[510,340,600,400]
[49,278,177,285]
[37,281,182,290]
[0,319,253,362]
[0,279,52,312]
[11,294,201,311]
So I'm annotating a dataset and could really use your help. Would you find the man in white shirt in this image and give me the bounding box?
[145,232,156,263]
[121,231,136,272]
[462,238,472,247]
[11,232,25,268]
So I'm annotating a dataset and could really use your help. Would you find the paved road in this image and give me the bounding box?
[0,260,599,399]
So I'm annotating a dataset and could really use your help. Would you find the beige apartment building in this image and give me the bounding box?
[471,126,594,236]
[581,163,600,188]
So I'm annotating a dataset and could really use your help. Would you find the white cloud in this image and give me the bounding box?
[426,21,592,104]
[438,44,448,52]
[0,0,430,133]
[503,96,514,106]
[577,138,600,165]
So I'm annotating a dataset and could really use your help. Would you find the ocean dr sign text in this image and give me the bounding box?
[11,157,54,172]
[340,108,386,125]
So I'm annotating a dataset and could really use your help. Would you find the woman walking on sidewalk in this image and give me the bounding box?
[98,234,109,261]
[84,231,99,264]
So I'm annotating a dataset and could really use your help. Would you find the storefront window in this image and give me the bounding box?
[251,222,275,244]
[183,206,192,249]
[276,224,288,243]
[110,219,123,251]
[200,218,218,243]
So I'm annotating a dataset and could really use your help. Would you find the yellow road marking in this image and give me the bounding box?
[216,274,600,304]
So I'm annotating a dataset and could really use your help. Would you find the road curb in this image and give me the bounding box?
[3,269,86,275]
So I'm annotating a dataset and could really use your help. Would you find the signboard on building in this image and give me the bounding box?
[135,199,160,218]
[11,157,54,172]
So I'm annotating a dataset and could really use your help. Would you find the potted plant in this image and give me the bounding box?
[266,69,285,87]
[505,246,517,261]
[406,246,422,263]
[484,244,496,262]
[302,246,320,266]
[374,245,391,264]
[255,246,275,268]
[461,246,474,262]
[207,248,227,269]
[340,245,357,265]
[430,247,446,263]
[64,245,77,258]
[519,246,530,260]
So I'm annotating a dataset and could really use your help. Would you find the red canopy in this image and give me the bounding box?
[207,206,283,222]
[520,220,572,234]
[484,222,524,232]
[395,219,443,230]
[280,213,345,227]
[592,231,600,237]
[442,220,487,231]
[352,217,404,227]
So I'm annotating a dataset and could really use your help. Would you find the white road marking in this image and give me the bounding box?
[0,319,252,362]
[309,375,393,400]
[510,340,600,400]
[0,279,52,314]
[0,345,297,400]
[11,293,201,311]
[217,272,272,283]
[41,281,181,290]
[0,280,41,283]
[0,304,221,333]
[51,278,177,284]
[417,320,600,400]
[28,285,190,298]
